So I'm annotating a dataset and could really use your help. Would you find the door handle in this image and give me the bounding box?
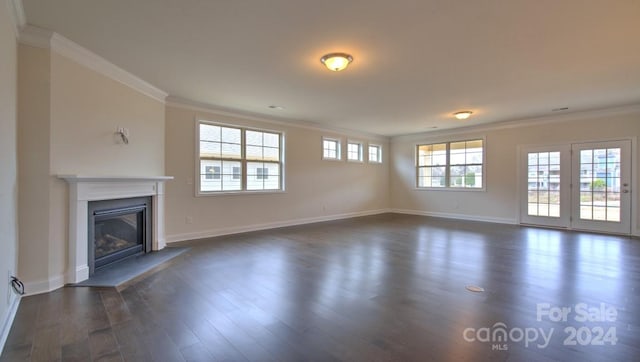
[623,190,629,193]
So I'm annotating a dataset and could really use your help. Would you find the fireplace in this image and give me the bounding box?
[60,175,171,284]
[88,197,152,274]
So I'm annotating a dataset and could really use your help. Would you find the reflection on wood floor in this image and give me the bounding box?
[2,213,639,361]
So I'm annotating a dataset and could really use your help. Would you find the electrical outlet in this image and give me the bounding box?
[185,216,193,224]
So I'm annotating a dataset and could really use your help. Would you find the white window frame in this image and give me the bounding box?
[196,120,285,195]
[415,137,486,191]
[368,144,382,164]
[322,137,342,161]
[347,140,364,163]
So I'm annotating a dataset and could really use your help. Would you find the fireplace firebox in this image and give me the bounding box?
[88,197,152,274]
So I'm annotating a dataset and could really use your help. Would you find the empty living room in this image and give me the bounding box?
[1,1,640,361]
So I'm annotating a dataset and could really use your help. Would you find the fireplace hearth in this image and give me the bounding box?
[59,175,171,285]
[88,197,151,274]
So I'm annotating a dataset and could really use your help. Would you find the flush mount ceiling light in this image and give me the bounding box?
[454,111,473,120]
[320,52,353,71]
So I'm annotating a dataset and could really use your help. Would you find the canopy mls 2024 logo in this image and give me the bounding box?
[463,302,618,351]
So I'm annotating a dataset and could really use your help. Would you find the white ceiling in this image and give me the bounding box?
[21,0,640,136]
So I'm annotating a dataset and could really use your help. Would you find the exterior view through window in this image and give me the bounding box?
[199,122,283,193]
[417,139,483,189]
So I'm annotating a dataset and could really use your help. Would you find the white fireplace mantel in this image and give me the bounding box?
[59,175,173,283]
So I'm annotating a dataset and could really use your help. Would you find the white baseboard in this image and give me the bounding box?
[390,208,517,225]
[0,294,21,354]
[23,274,65,297]
[166,209,391,243]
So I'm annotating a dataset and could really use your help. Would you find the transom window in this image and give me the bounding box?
[347,141,363,162]
[369,144,382,163]
[198,122,283,193]
[417,139,484,189]
[323,138,341,160]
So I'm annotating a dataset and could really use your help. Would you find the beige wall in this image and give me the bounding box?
[17,43,165,294]
[0,0,19,344]
[165,104,390,242]
[17,45,51,285]
[390,110,640,234]
[49,53,165,175]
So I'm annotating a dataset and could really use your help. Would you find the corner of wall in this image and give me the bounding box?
[0,294,20,355]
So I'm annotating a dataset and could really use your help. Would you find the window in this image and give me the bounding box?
[198,122,283,193]
[205,166,221,180]
[417,139,483,189]
[323,138,341,160]
[256,167,268,180]
[347,141,363,162]
[369,144,382,163]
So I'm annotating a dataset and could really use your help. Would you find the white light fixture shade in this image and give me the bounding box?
[454,111,473,120]
[320,53,353,71]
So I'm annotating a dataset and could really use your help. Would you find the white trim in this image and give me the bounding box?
[392,104,640,143]
[390,208,517,225]
[195,120,285,195]
[515,137,637,236]
[58,175,173,183]
[368,143,383,164]
[0,293,20,352]
[59,175,172,284]
[6,0,25,38]
[167,96,389,142]
[517,144,571,228]
[18,25,168,103]
[322,137,342,161]
[17,24,52,48]
[23,274,65,296]
[415,137,486,191]
[346,140,364,163]
[166,209,391,243]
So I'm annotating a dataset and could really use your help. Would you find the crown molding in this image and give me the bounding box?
[166,96,390,141]
[17,24,52,48]
[6,0,26,38]
[18,25,168,103]
[391,103,640,143]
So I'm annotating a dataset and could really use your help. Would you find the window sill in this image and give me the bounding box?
[414,187,486,192]
[197,190,286,197]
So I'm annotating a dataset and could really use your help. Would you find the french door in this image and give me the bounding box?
[520,140,632,234]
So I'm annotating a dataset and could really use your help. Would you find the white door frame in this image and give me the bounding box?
[570,140,632,234]
[519,144,571,228]
[517,137,636,236]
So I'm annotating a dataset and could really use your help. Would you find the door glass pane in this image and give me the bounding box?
[579,148,621,222]
[527,152,561,217]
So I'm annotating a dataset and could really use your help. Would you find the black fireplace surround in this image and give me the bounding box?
[87,196,152,274]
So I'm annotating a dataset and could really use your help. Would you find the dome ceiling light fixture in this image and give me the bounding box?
[454,111,473,120]
[320,52,353,71]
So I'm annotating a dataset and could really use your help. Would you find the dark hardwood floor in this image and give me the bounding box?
[2,213,639,361]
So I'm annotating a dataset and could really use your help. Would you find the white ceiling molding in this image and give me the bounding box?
[6,0,26,38]
[17,24,51,48]
[18,25,168,103]
[166,96,390,142]
[391,103,640,143]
